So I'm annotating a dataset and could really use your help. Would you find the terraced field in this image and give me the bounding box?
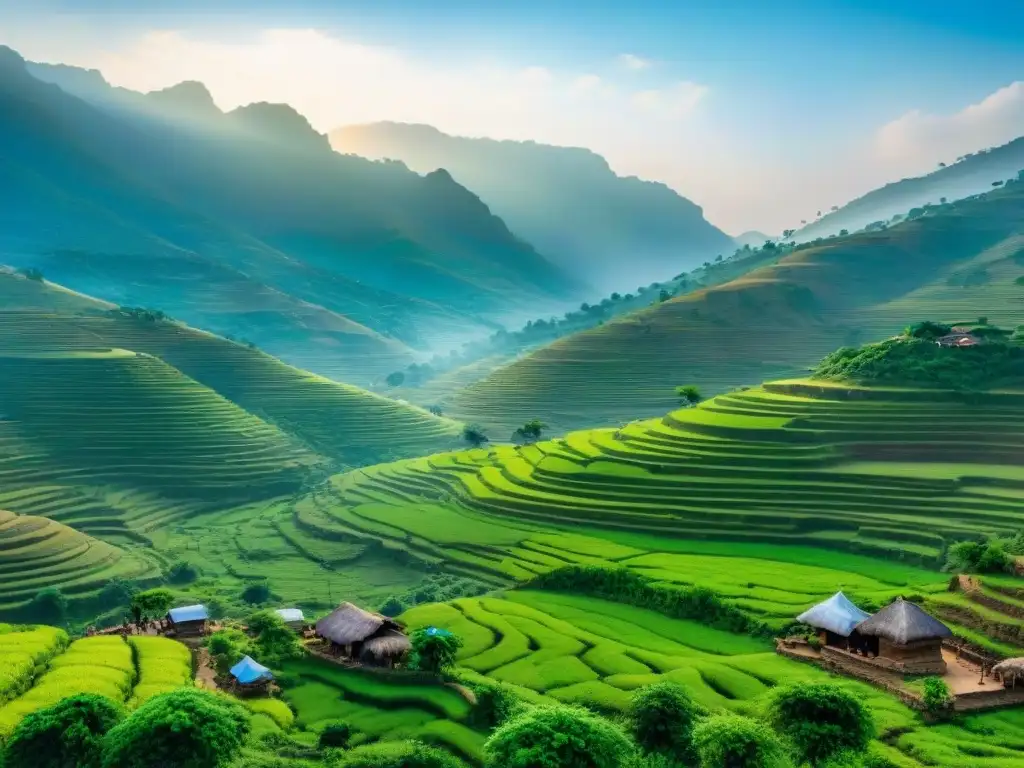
[449,182,1024,434]
[293,379,1024,651]
[0,630,195,738]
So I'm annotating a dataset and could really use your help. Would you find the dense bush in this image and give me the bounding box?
[167,561,199,585]
[628,681,705,762]
[945,533,1023,574]
[333,740,466,768]
[246,610,302,666]
[692,713,791,768]
[921,677,954,715]
[484,705,633,768]
[28,588,68,624]
[379,597,406,617]
[766,683,873,766]
[317,721,353,749]
[527,566,769,636]
[101,688,249,767]
[813,335,1024,390]
[3,694,123,768]
[465,680,522,730]
[241,581,272,605]
[206,628,253,675]
[131,589,174,616]
[409,628,463,674]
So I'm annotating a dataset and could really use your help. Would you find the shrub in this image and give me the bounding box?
[206,628,252,675]
[241,581,272,605]
[28,588,68,624]
[131,589,174,616]
[462,425,489,447]
[379,597,405,617]
[318,721,352,749]
[334,739,466,768]
[466,680,522,730]
[675,385,703,405]
[766,683,873,766]
[945,537,1014,574]
[628,681,705,762]
[409,628,463,674]
[484,705,633,768]
[246,610,302,665]
[100,688,249,768]
[4,694,123,768]
[692,713,791,768]
[921,677,953,715]
[99,578,137,610]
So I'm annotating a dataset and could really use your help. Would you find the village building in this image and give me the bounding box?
[166,604,209,638]
[315,601,411,667]
[853,597,953,674]
[229,655,274,696]
[796,591,871,650]
[275,608,306,632]
[936,331,982,348]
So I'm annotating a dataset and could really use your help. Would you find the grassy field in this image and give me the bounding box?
[447,182,1024,435]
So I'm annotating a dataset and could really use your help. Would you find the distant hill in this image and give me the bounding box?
[1,49,578,382]
[447,180,1024,435]
[795,136,1024,240]
[733,230,774,248]
[332,122,733,292]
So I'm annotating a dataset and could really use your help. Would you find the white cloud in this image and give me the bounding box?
[631,81,708,117]
[873,81,1024,173]
[618,53,650,71]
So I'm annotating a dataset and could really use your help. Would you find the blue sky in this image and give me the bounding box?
[4,0,1023,232]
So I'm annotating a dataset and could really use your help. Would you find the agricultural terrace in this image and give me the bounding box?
[0,632,195,740]
[0,510,155,616]
[296,378,1024,653]
[396,589,1024,767]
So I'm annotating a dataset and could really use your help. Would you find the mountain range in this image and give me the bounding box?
[332,122,734,293]
[0,47,580,383]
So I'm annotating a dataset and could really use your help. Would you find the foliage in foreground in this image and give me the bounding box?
[3,694,123,768]
[944,532,1024,574]
[101,688,249,768]
[484,704,634,768]
[692,713,792,768]
[766,683,873,766]
[332,739,467,768]
[628,681,706,763]
[409,629,463,674]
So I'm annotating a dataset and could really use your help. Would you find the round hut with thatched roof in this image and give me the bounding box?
[853,597,952,674]
[993,658,1024,689]
[315,602,411,667]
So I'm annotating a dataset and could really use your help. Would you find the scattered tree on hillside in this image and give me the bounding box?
[629,681,706,763]
[207,628,253,675]
[657,289,672,302]
[940,197,947,204]
[676,385,703,406]
[99,577,137,610]
[379,596,406,617]
[101,688,250,768]
[241,580,272,605]
[428,405,444,416]
[110,306,168,323]
[766,682,874,766]
[944,533,1022,574]
[247,609,303,665]
[29,587,68,624]
[466,681,522,730]
[3,694,124,768]
[385,371,406,387]
[167,559,199,584]
[318,721,353,750]
[131,588,174,617]
[904,321,951,340]
[462,424,489,447]
[409,628,463,674]
[993,180,1005,187]
[484,705,633,768]
[839,229,849,236]
[512,419,546,444]
[921,677,954,716]
[692,713,790,768]
[16,266,44,282]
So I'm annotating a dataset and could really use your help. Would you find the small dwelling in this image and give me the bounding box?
[167,604,209,638]
[229,655,274,696]
[315,602,411,667]
[797,591,871,650]
[854,598,952,674]
[275,608,306,632]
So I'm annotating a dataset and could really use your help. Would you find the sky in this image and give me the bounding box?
[2,0,1023,234]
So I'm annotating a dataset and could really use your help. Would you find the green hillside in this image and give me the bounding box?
[449,180,1024,434]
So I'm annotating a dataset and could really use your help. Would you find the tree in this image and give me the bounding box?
[766,682,873,765]
[247,609,302,665]
[99,578,137,610]
[512,419,546,444]
[675,385,702,406]
[409,628,462,674]
[839,229,849,236]
[29,587,68,624]
[466,681,521,730]
[462,424,489,448]
[101,688,249,768]
[385,371,405,387]
[993,180,1005,187]
[692,713,791,768]
[131,588,174,616]
[428,405,444,416]
[318,721,353,749]
[379,596,406,617]
[207,628,253,675]
[940,197,947,204]
[628,681,706,762]
[167,560,199,584]
[658,289,671,302]
[4,694,123,768]
[241,580,272,604]
[484,705,633,768]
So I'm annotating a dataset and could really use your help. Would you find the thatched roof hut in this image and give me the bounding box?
[362,629,412,661]
[316,602,399,645]
[993,658,1024,687]
[797,592,871,637]
[855,598,952,644]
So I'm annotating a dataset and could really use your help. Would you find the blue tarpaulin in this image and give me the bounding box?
[230,655,273,684]
[168,604,209,623]
[425,626,451,637]
[275,608,305,623]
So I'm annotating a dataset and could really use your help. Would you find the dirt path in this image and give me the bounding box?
[195,648,219,691]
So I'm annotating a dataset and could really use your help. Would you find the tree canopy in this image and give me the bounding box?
[100,688,249,768]
[3,694,123,768]
[628,681,706,762]
[333,739,467,768]
[766,683,873,766]
[692,713,791,768]
[484,705,633,768]
[409,628,463,674]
